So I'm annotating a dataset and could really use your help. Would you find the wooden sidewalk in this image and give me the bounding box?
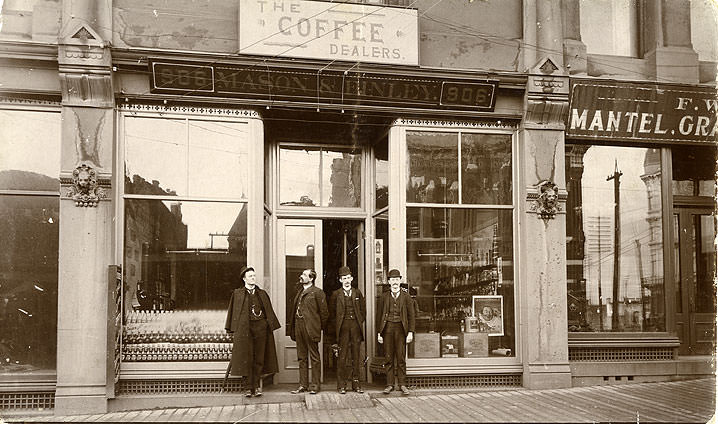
[3,377,715,422]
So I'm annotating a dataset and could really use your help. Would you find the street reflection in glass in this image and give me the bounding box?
[279,146,361,207]
[565,145,665,332]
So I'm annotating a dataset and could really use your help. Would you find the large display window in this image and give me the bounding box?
[565,145,666,333]
[0,108,61,376]
[120,114,252,362]
[402,129,516,360]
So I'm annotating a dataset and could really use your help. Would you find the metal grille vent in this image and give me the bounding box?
[118,379,244,394]
[569,347,675,361]
[407,374,521,389]
[0,392,55,410]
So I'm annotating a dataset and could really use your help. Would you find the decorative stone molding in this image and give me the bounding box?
[59,71,114,108]
[523,57,570,128]
[394,118,519,129]
[0,96,61,107]
[60,164,110,207]
[118,102,261,119]
[527,180,566,220]
[59,24,111,67]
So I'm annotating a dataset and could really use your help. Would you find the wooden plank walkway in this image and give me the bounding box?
[3,378,714,422]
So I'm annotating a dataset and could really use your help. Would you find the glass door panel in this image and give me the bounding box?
[275,219,323,383]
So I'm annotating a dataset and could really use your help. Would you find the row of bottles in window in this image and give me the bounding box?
[122,343,232,362]
[123,330,232,344]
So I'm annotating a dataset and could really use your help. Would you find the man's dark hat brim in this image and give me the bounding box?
[388,269,401,279]
[239,266,254,280]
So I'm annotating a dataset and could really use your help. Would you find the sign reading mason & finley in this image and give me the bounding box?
[567,80,717,144]
[149,60,499,112]
[239,0,418,66]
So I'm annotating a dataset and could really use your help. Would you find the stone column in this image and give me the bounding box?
[561,0,587,75]
[54,0,114,415]
[518,0,571,389]
[643,0,699,82]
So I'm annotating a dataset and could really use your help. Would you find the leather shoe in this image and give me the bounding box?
[383,385,394,394]
[339,387,346,394]
[254,387,262,397]
[291,386,307,394]
[309,388,318,394]
[400,385,410,395]
[353,386,364,393]
[244,389,253,397]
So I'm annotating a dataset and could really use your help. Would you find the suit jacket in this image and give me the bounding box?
[287,284,328,343]
[224,287,280,376]
[329,287,366,342]
[377,290,416,336]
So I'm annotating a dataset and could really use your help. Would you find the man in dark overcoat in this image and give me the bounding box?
[225,266,280,397]
[329,266,366,394]
[287,269,328,394]
[377,268,415,396]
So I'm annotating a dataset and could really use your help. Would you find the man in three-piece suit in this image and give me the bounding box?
[377,268,415,396]
[225,266,280,398]
[287,269,329,394]
[329,266,366,394]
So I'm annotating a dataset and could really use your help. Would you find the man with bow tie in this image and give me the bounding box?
[225,266,280,398]
[329,266,366,394]
[377,269,415,396]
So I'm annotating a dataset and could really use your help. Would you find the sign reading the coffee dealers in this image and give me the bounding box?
[239,0,419,66]
[567,80,717,145]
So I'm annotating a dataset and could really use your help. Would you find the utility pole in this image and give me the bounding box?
[635,239,646,331]
[607,160,622,331]
[596,215,604,331]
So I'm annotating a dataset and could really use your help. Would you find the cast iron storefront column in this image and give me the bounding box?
[517,0,572,390]
[54,0,115,415]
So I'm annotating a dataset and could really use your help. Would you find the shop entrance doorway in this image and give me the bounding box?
[274,218,365,386]
[673,207,716,355]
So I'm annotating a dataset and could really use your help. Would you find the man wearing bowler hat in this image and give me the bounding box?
[225,266,280,397]
[377,268,415,395]
[329,266,366,394]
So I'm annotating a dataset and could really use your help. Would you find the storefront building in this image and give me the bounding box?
[0,0,715,415]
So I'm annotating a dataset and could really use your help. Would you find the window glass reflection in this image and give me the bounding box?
[125,117,187,196]
[461,133,512,204]
[565,145,665,332]
[283,225,316,325]
[122,200,246,361]
[0,110,60,191]
[188,120,249,199]
[279,146,361,207]
[0,195,59,372]
[406,132,458,204]
[322,149,361,207]
[671,146,716,197]
[375,139,389,210]
[406,207,515,358]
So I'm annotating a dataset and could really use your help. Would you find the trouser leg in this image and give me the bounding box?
[307,339,321,391]
[348,320,361,384]
[249,319,267,390]
[295,318,309,388]
[338,324,351,388]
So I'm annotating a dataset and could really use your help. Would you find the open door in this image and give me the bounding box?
[673,208,716,355]
[275,219,323,383]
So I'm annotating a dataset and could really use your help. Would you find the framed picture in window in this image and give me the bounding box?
[472,295,504,336]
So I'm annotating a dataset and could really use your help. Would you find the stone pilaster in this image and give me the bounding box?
[54,0,114,415]
[643,0,699,83]
[518,52,572,388]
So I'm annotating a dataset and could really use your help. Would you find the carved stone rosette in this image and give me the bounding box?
[527,180,565,220]
[61,164,110,207]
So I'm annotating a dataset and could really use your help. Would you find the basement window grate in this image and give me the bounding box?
[569,347,675,361]
[406,374,522,389]
[0,392,55,410]
[118,378,246,394]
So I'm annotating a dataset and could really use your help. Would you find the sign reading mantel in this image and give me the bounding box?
[239,0,419,66]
